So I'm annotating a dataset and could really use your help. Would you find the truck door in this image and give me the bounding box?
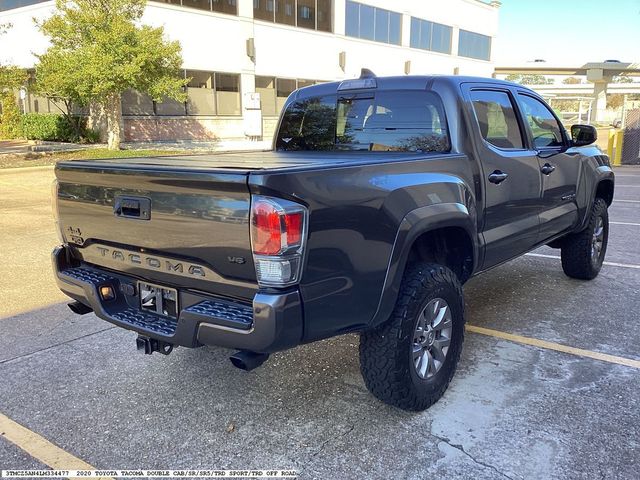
[515,92,580,242]
[465,87,542,269]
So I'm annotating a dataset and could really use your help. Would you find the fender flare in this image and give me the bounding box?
[368,202,479,328]
[578,166,615,231]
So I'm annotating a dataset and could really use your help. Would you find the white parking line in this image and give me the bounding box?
[526,253,640,270]
[616,185,640,188]
[611,221,640,226]
[614,200,640,204]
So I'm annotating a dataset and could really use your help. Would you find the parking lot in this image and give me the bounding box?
[1,165,639,479]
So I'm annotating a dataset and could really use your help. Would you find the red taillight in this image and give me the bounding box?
[251,197,305,256]
[252,200,283,255]
[284,211,303,246]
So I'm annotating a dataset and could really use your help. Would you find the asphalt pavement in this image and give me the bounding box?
[0,165,639,479]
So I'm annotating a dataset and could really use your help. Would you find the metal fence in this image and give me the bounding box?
[622,109,640,165]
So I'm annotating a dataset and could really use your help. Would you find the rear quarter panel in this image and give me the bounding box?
[250,154,480,342]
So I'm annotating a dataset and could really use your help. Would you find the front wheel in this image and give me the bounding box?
[560,197,609,280]
[359,263,465,411]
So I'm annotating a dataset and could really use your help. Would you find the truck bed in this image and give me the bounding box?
[54,149,454,304]
[59,150,429,173]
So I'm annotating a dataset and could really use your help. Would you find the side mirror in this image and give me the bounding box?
[571,124,597,146]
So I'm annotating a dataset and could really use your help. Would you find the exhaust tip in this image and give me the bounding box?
[229,351,269,372]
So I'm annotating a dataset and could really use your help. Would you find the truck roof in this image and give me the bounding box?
[293,74,529,100]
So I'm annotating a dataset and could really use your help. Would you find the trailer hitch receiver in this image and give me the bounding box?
[136,335,174,355]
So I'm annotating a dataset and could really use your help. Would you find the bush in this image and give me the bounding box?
[82,128,101,144]
[0,91,24,139]
[21,113,93,143]
[21,113,60,141]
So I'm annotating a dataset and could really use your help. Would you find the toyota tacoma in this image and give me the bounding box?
[52,72,614,411]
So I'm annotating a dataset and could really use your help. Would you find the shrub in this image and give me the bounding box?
[0,91,24,139]
[82,128,101,144]
[21,113,60,141]
[21,113,92,143]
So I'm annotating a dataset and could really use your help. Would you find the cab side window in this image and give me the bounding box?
[470,90,524,150]
[518,94,565,149]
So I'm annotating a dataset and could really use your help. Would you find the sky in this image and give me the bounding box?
[494,0,640,65]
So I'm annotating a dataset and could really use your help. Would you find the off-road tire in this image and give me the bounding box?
[560,198,609,280]
[359,263,465,411]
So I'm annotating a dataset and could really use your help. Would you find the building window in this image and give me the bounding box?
[458,29,492,61]
[345,1,401,46]
[297,0,315,30]
[254,0,274,21]
[316,0,331,32]
[155,92,187,116]
[121,70,241,117]
[256,77,322,116]
[254,0,332,32]
[410,17,452,54]
[211,0,236,14]
[122,90,156,116]
[0,0,48,11]
[297,79,316,89]
[181,0,211,11]
[215,72,241,115]
[153,0,238,15]
[276,78,296,113]
[186,70,216,115]
[256,76,277,116]
[275,0,295,25]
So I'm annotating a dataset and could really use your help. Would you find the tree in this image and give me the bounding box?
[505,74,554,85]
[36,0,188,149]
[562,77,582,84]
[0,22,27,139]
[608,94,625,110]
[32,52,86,140]
[613,75,633,83]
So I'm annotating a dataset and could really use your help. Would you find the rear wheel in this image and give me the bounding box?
[560,197,609,280]
[359,263,465,411]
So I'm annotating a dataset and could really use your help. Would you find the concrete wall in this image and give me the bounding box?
[0,0,500,142]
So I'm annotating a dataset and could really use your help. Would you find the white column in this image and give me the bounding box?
[237,0,254,18]
[401,12,411,48]
[451,27,460,59]
[334,0,346,36]
[592,81,608,123]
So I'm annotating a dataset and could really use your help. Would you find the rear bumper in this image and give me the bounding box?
[52,245,303,353]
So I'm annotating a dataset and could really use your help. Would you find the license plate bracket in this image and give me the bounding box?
[139,282,179,319]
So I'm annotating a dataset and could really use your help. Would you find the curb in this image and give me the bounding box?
[0,165,55,174]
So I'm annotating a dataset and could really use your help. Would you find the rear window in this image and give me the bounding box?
[275,91,450,153]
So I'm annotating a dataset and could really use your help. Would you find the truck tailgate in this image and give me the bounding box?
[55,159,258,301]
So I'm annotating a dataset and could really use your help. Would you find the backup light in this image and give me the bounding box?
[100,285,115,301]
[250,196,308,287]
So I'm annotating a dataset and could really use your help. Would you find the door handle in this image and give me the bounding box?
[541,163,556,175]
[488,170,508,184]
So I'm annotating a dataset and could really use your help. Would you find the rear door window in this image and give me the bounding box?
[470,90,524,150]
[276,90,450,153]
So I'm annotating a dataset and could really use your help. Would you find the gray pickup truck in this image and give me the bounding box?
[52,72,614,411]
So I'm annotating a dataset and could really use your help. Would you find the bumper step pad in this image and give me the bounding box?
[60,266,253,336]
[61,266,178,336]
[185,300,253,330]
[112,308,178,336]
